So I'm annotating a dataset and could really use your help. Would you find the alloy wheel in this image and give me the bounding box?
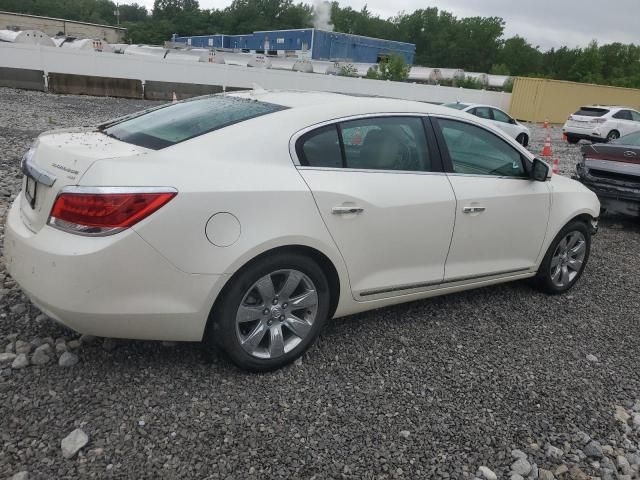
[235,269,318,359]
[549,231,587,288]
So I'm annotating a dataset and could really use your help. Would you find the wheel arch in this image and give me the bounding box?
[607,129,620,141]
[203,244,343,341]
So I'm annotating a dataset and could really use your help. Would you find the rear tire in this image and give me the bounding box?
[566,136,580,144]
[516,133,529,147]
[207,252,331,372]
[533,220,591,294]
[606,130,620,142]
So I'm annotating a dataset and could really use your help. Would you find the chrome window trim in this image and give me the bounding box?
[21,150,56,187]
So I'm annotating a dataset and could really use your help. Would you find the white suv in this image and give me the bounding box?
[563,106,640,144]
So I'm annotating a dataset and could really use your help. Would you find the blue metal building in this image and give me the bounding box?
[173,29,415,65]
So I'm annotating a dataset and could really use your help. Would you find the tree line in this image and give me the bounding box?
[2,0,639,89]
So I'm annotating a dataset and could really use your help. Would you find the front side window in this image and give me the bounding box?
[613,110,633,121]
[297,116,431,172]
[437,119,526,177]
[491,108,512,124]
[102,96,287,150]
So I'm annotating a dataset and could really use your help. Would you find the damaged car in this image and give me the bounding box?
[576,131,640,217]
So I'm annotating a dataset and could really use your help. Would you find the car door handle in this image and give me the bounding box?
[463,206,486,214]
[624,151,637,157]
[332,206,364,215]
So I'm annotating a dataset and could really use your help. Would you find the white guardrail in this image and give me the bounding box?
[0,42,512,109]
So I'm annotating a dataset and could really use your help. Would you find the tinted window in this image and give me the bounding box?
[631,111,640,122]
[491,108,512,124]
[340,117,430,172]
[298,126,342,168]
[472,107,492,120]
[444,103,470,110]
[102,96,287,150]
[614,132,640,146]
[438,119,526,177]
[574,107,609,117]
[613,110,633,120]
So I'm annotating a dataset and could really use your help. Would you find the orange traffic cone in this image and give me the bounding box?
[543,118,549,129]
[172,92,177,103]
[562,132,567,142]
[552,158,559,174]
[541,133,553,157]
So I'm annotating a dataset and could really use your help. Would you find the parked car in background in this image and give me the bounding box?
[563,106,640,144]
[444,102,530,146]
[575,131,640,217]
[5,91,599,372]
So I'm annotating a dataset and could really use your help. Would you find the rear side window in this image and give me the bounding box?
[297,116,431,172]
[574,107,610,117]
[631,111,640,122]
[472,107,492,120]
[102,96,287,150]
[613,110,633,120]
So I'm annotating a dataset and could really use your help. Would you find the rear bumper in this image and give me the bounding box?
[563,130,606,143]
[4,194,225,341]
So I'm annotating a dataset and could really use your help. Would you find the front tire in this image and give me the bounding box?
[208,253,331,372]
[533,221,591,294]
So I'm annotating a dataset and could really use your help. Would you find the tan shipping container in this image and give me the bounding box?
[510,77,640,124]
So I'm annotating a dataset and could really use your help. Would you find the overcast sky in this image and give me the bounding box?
[133,0,638,51]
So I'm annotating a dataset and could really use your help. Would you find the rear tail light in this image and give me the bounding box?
[48,187,177,236]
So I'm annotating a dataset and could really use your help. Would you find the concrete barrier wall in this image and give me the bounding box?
[144,80,245,101]
[0,42,512,109]
[511,77,640,123]
[0,66,45,90]
[48,73,142,98]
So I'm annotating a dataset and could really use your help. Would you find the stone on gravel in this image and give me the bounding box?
[477,466,497,480]
[102,338,118,351]
[5,342,15,353]
[9,472,29,480]
[573,431,591,445]
[584,440,604,458]
[67,339,81,349]
[632,413,640,430]
[554,464,569,476]
[35,343,52,355]
[511,458,531,476]
[14,340,31,354]
[79,334,97,345]
[538,468,555,480]
[546,445,564,461]
[31,348,50,365]
[586,354,598,362]
[58,351,79,367]
[11,353,29,369]
[511,449,527,460]
[625,452,640,466]
[615,405,631,424]
[618,455,632,475]
[34,313,48,322]
[55,342,68,353]
[569,466,589,480]
[510,474,524,480]
[0,352,16,364]
[61,428,89,459]
[10,303,26,315]
[399,430,410,439]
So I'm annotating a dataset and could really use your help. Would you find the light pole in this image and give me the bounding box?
[114,2,120,26]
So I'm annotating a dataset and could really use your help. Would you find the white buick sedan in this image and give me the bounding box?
[4,91,599,371]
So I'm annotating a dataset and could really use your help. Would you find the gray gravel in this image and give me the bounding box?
[1,87,640,479]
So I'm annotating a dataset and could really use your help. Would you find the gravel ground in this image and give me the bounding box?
[1,87,639,480]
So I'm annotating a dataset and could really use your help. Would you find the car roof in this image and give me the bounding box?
[227,89,456,116]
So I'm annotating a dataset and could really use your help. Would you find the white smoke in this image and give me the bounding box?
[313,0,334,31]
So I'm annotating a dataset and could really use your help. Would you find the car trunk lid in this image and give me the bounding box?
[20,128,150,233]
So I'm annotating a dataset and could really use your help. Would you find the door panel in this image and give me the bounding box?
[444,176,550,279]
[299,169,456,298]
[433,117,551,280]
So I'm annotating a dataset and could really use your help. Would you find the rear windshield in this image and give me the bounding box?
[574,107,610,117]
[444,103,470,110]
[101,95,287,150]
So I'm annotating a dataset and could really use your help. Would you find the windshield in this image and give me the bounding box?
[613,131,640,146]
[444,103,470,110]
[574,107,609,117]
[102,95,287,150]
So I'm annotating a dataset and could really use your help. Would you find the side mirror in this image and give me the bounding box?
[510,118,518,125]
[531,158,551,181]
